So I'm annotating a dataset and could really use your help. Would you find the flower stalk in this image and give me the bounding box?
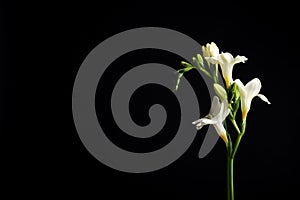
[227,151,234,200]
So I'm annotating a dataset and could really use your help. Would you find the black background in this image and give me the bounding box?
[2,0,298,199]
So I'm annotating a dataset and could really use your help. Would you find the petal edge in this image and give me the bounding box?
[257,94,271,104]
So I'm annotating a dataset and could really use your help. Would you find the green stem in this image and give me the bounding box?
[227,140,234,200]
[228,156,234,200]
[231,134,244,159]
[232,121,246,159]
[227,121,246,200]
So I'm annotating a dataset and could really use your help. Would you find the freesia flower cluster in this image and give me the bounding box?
[176,42,270,145]
[194,42,270,144]
[175,42,270,200]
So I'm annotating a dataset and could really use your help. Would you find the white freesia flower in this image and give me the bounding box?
[192,96,230,145]
[205,52,248,88]
[202,42,220,58]
[235,78,271,120]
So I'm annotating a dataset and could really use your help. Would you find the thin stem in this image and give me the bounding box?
[227,152,230,200]
[226,133,233,200]
[231,121,246,159]
[228,157,234,200]
[231,134,244,159]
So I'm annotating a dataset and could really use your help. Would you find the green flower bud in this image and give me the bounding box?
[214,83,227,101]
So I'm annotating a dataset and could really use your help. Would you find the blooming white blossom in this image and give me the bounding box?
[192,96,230,144]
[235,78,271,120]
[205,52,248,88]
[202,42,220,59]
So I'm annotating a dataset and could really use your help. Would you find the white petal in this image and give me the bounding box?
[195,124,204,130]
[192,117,217,125]
[220,52,234,64]
[192,119,201,124]
[213,122,226,136]
[205,56,219,65]
[202,46,209,58]
[218,101,225,119]
[200,118,218,124]
[234,79,248,119]
[220,63,234,86]
[234,55,248,64]
[209,42,219,57]
[210,100,225,122]
[220,100,230,120]
[257,94,271,104]
[193,117,217,130]
[223,108,231,121]
[221,100,231,121]
[213,123,228,144]
[210,96,221,116]
[245,78,262,99]
[234,79,246,97]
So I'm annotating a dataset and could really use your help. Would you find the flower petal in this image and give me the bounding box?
[234,79,246,97]
[195,124,204,130]
[257,94,271,104]
[220,52,234,64]
[234,55,248,64]
[210,96,221,116]
[205,56,219,65]
[213,123,228,144]
[192,119,201,124]
[192,117,217,130]
[200,118,218,124]
[192,117,217,125]
[221,100,230,121]
[234,79,249,120]
[202,46,209,58]
[245,78,262,99]
[209,42,219,57]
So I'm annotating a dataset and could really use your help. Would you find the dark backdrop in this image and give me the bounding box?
[2,0,298,199]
